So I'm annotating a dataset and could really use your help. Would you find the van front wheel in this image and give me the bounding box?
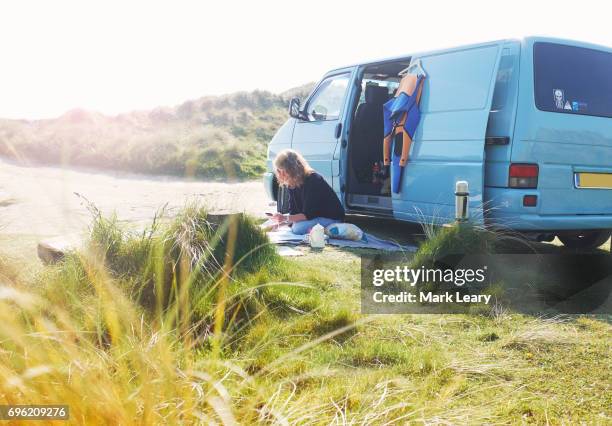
[557,230,612,250]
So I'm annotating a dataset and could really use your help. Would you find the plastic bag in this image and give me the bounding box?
[325,223,364,241]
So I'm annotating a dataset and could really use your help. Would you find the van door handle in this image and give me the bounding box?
[335,123,342,139]
[485,136,509,145]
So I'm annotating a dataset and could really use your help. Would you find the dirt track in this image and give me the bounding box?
[0,159,269,243]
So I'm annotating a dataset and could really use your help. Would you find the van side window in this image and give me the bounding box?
[304,73,350,121]
[534,42,612,118]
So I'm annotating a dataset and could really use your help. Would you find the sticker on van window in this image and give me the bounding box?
[564,100,572,110]
[572,101,588,112]
[553,89,565,109]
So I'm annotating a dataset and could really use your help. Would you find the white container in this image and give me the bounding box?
[309,223,326,248]
[455,180,469,222]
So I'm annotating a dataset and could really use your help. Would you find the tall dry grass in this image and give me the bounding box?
[0,203,286,423]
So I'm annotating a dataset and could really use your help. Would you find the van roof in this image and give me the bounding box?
[325,37,612,74]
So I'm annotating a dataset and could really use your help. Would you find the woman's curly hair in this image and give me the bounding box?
[273,149,314,188]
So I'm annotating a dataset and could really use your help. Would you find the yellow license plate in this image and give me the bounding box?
[575,172,612,189]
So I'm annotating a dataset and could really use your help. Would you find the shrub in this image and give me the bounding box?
[70,204,277,340]
[411,223,496,269]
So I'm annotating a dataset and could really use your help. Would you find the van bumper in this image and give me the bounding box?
[487,212,612,231]
[486,187,612,231]
[263,172,276,201]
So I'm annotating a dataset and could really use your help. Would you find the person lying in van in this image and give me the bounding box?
[271,149,345,234]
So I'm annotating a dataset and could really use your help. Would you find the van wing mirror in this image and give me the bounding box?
[288,97,303,119]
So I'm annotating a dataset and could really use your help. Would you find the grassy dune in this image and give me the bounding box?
[0,84,314,180]
[0,208,610,424]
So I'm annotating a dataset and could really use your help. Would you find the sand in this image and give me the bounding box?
[0,159,270,246]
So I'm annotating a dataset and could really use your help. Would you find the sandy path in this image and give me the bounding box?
[0,159,270,241]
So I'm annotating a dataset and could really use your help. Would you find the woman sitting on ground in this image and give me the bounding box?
[271,149,345,234]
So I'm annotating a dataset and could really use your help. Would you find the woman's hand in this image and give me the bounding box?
[272,213,286,223]
[271,213,307,224]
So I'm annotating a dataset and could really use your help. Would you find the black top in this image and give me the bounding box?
[288,172,345,221]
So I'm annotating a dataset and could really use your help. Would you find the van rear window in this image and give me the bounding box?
[534,42,612,118]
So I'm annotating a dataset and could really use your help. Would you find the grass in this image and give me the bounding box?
[0,85,315,180]
[0,209,610,424]
[409,222,497,269]
[0,251,18,284]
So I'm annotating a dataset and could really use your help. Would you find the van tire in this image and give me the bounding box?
[557,230,612,250]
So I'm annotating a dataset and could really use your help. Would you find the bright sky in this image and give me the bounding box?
[0,0,609,119]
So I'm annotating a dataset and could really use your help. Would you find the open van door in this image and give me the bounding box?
[291,67,356,196]
[392,42,504,226]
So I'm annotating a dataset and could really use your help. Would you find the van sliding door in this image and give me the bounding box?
[392,42,503,225]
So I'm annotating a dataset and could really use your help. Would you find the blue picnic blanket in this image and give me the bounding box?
[266,226,416,252]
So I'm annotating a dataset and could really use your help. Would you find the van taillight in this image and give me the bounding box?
[509,163,538,188]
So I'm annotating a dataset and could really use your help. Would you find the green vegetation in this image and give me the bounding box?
[0,84,314,180]
[410,223,497,269]
[0,209,610,424]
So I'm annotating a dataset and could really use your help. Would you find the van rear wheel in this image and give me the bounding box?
[557,230,612,250]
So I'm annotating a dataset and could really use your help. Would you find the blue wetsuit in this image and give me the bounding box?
[382,75,425,193]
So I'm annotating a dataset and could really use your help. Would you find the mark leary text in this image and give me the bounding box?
[373,292,491,305]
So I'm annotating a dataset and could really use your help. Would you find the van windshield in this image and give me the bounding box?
[534,42,612,118]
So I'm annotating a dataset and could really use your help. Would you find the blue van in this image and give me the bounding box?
[264,37,612,249]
